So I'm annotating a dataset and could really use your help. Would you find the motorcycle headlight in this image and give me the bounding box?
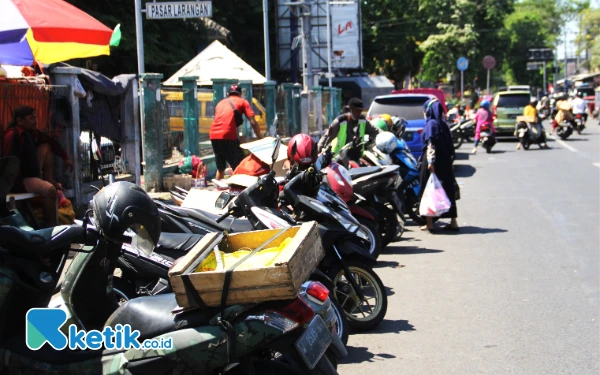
[332,211,358,233]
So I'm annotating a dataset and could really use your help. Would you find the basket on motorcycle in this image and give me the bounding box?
[168,221,324,308]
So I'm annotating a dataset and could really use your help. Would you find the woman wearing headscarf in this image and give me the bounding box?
[418,98,459,232]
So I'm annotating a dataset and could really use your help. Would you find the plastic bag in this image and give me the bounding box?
[419,172,451,217]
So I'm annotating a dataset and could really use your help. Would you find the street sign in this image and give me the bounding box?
[146,1,212,20]
[482,55,496,70]
[457,57,469,71]
[527,62,541,70]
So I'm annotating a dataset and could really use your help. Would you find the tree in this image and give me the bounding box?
[361,0,423,86]
[576,7,600,71]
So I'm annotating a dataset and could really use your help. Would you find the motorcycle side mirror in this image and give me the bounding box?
[271,135,281,169]
[215,191,232,210]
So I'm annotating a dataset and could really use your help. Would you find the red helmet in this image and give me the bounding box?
[287,134,316,166]
[324,162,353,202]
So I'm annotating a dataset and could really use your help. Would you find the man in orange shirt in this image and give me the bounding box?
[210,85,263,180]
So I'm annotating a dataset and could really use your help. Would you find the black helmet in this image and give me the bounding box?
[228,84,241,96]
[576,91,583,98]
[91,182,160,253]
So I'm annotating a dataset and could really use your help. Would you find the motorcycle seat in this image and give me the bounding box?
[0,225,85,255]
[347,166,382,180]
[175,207,254,233]
[156,232,204,257]
[105,293,214,341]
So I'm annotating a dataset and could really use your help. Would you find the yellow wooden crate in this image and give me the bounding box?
[168,221,324,308]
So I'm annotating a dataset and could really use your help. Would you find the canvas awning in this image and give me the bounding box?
[163,40,266,86]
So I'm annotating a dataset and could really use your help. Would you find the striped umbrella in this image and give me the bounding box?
[0,0,120,66]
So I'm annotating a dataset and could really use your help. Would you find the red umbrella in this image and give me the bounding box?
[0,0,118,65]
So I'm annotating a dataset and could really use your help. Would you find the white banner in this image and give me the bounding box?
[146,1,212,20]
[331,2,360,69]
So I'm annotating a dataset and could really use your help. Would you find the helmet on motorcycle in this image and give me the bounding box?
[371,118,389,131]
[91,182,161,255]
[391,116,407,135]
[576,91,583,98]
[324,163,353,202]
[530,97,538,105]
[287,133,316,166]
[378,114,393,128]
[480,100,490,110]
[375,131,398,154]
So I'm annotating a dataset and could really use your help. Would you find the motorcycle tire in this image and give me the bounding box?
[523,142,530,150]
[356,218,382,259]
[330,298,350,346]
[452,131,463,150]
[485,145,492,153]
[328,261,388,332]
[558,127,572,140]
[370,202,398,247]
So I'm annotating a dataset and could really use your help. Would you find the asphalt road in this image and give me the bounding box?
[338,121,600,375]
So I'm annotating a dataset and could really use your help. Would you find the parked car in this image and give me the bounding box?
[367,93,438,158]
[491,91,531,136]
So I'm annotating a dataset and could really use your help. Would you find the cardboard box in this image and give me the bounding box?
[168,222,324,308]
[240,137,288,178]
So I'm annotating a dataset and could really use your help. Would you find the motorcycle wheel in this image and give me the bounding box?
[452,131,463,149]
[356,218,382,259]
[330,298,350,345]
[485,145,492,153]
[406,191,425,225]
[328,261,388,332]
[558,127,572,140]
[370,202,398,247]
[523,142,530,150]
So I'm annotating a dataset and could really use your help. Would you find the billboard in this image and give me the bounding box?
[276,0,362,72]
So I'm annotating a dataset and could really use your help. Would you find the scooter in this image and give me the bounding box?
[574,113,586,134]
[479,125,496,153]
[516,119,548,150]
[215,163,388,332]
[0,159,342,374]
[333,142,405,247]
[556,119,574,140]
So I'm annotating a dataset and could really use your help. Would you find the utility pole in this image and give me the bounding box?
[134,0,145,75]
[263,0,271,80]
[299,0,313,92]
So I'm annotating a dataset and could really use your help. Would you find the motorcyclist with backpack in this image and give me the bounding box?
[317,98,382,160]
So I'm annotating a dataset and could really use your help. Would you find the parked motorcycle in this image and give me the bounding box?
[449,119,475,150]
[0,164,342,374]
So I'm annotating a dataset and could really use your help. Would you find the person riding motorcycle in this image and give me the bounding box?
[471,100,496,154]
[551,93,576,135]
[317,97,382,160]
[572,91,588,123]
[371,118,390,132]
[517,98,547,149]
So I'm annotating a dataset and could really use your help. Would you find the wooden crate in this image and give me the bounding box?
[168,221,324,308]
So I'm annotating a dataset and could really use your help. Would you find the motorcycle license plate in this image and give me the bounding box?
[295,315,332,370]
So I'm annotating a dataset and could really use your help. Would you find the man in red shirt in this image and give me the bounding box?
[210,85,263,180]
[1,106,74,227]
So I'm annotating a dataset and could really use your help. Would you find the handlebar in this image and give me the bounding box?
[215,210,231,223]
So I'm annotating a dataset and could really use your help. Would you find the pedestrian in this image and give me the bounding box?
[317,97,382,160]
[209,85,263,180]
[471,100,496,154]
[1,105,74,227]
[419,98,459,232]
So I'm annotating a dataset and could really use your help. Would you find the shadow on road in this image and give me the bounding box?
[454,164,476,178]
[340,346,397,364]
[454,151,470,161]
[384,245,444,255]
[374,260,405,269]
[385,286,396,297]
[444,225,508,235]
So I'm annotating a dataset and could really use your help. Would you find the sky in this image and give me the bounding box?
[557,0,600,60]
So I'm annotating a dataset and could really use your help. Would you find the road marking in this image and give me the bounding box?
[549,136,578,153]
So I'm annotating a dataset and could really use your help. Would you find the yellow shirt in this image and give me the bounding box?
[523,105,537,117]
